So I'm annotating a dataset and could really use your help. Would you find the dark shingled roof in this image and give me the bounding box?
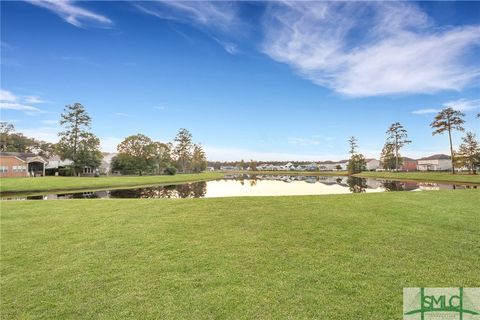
[419,154,451,160]
[0,151,37,161]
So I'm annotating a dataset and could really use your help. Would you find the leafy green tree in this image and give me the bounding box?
[431,107,465,174]
[455,132,480,174]
[57,103,102,174]
[192,144,207,173]
[0,122,15,151]
[238,159,245,170]
[74,133,103,172]
[0,122,56,157]
[380,142,399,171]
[335,164,342,171]
[152,141,172,174]
[173,128,193,173]
[347,136,366,174]
[386,122,411,171]
[116,134,156,176]
[249,159,257,171]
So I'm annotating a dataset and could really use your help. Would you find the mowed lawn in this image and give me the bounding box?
[0,173,223,195]
[356,171,480,184]
[1,190,479,319]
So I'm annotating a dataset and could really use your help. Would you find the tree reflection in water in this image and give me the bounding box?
[109,182,207,199]
[382,181,405,191]
[347,177,367,193]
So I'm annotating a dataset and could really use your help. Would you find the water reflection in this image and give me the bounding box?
[3,174,477,200]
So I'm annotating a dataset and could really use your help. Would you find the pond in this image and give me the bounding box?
[2,174,477,200]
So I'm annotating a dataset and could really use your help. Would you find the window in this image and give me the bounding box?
[84,167,92,174]
[0,166,8,173]
[13,165,27,173]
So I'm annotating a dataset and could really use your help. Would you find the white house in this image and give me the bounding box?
[365,159,380,171]
[417,154,452,171]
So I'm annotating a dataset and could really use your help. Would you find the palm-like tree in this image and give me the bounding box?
[430,107,465,174]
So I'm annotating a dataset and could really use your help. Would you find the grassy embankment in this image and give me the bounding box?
[355,171,480,185]
[0,172,224,195]
[1,190,479,319]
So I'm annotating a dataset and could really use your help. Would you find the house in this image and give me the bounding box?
[335,160,349,171]
[220,166,238,171]
[306,163,319,171]
[401,157,418,171]
[45,155,100,176]
[365,159,380,171]
[417,154,452,171]
[45,155,73,175]
[99,152,117,175]
[318,161,337,171]
[0,152,47,177]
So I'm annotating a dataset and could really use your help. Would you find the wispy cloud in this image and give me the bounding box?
[24,95,48,104]
[114,112,129,117]
[135,1,241,54]
[154,106,166,111]
[412,108,439,115]
[135,1,238,31]
[0,89,47,115]
[26,0,112,28]
[262,2,480,97]
[443,98,480,112]
[412,98,480,115]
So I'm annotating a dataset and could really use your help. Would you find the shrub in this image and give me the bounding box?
[164,167,177,175]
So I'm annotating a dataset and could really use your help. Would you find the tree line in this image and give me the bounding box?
[348,107,480,174]
[1,102,207,176]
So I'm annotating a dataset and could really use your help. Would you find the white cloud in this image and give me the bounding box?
[114,112,129,117]
[0,89,46,115]
[0,89,16,102]
[412,108,439,115]
[135,1,238,31]
[262,2,480,97]
[26,0,112,28]
[24,95,47,104]
[412,98,480,114]
[442,98,480,112]
[154,106,165,110]
[136,1,241,54]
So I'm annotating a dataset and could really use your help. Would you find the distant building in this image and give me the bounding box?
[401,157,418,171]
[417,154,452,171]
[365,159,380,171]
[0,152,47,177]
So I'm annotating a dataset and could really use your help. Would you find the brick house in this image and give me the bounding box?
[0,152,47,178]
[400,157,418,171]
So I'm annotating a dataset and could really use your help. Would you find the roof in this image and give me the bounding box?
[402,157,417,161]
[0,151,39,161]
[419,154,451,160]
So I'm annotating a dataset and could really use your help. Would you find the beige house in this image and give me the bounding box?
[417,154,452,171]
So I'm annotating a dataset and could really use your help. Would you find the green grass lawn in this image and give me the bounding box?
[356,171,480,184]
[0,172,224,195]
[1,190,479,319]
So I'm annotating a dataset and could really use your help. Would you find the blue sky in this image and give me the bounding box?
[1,1,479,161]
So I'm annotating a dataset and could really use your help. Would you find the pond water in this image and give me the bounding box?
[3,174,476,200]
